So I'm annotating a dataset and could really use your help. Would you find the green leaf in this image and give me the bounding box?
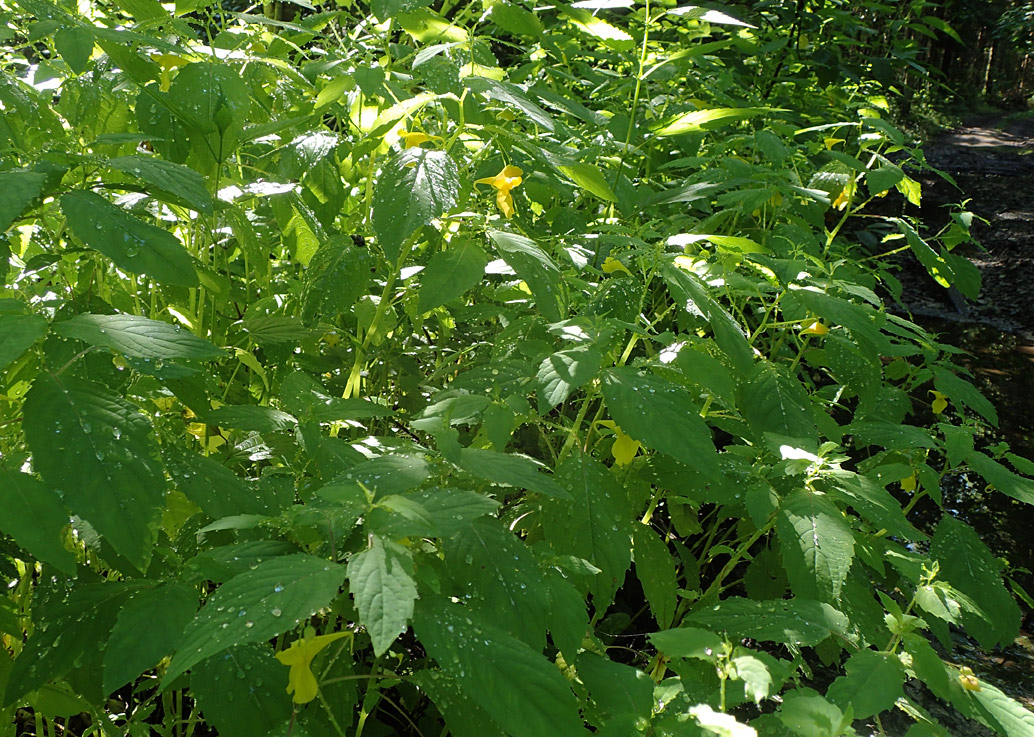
[0,171,47,231]
[281,370,393,422]
[846,420,936,450]
[371,487,498,539]
[203,405,297,433]
[457,448,569,499]
[537,345,601,412]
[685,598,847,647]
[897,218,956,290]
[601,367,719,478]
[372,147,459,263]
[0,313,47,373]
[555,162,616,202]
[826,650,906,719]
[54,26,93,73]
[300,236,374,324]
[164,555,345,684]
[347,535,418,656]
[371,0,430,21]
[776,490,854,602]
[540,452,632,607]
[634,524,677,628]
[932,365,998,426]
[242,315,313,346]
[662,261,754,374]
[103,583,197,694]
[488,230,564,322]
[465,77,555,132]
[966,451,1034,505]
[167,62,253,164]
[778,689,853,737]
[445,518,551,648]
[653,107,771,137]
[576,653,654,725]
[163,446,272,518]
[741,362,818,441]
[190,645,292,737]
[55,313,222,360]
[61,190,199,287]
[412,670,504,737]
[825,470,923,540]
[970,679,1034,737]
[732,654,772,705]
[0,465,75,574]
[418,238,488,312]
[413,598,590,737]
[106,155,214,214]
[23,373,166,572]
[930,516,1020,649]
[866,165,904,196]
[649,627,724,659]
[489,3,543,36]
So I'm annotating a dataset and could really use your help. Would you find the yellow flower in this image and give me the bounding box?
[601,256,632,275]
[275,631,350,704]
[958,666,981,691]
[900,473,917,492]
[930,390,948,415]
[475,165,523,218]
[599,420,641,466]
[800,320,829,336]
[400,131,442,149]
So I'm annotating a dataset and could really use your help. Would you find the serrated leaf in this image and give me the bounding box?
[634,524,677,628]
[167,62,252,164]
[778,690,852,737]
[0,171,47,231]
[576,653,654,725]
[54,26,93,73]
[0,314,47,372]
[372,147,458,263]
[414,598,590,737]
[741,362,817,441]
[61,190,199,287]
[489,3,542,36]
[23,373,165,571]
[300,236,374,324]
[601,368,719,478]
[540,452,632,607]
[164,555,345,683]
[0,466,75,574]
[55,313,222,360]
[107,155,214,214]
[970,679,1034,737]
[866,165,904,196]
[777,490,854,602]
[347,535,417,656]
[163,446,271,518]
[556,162,616,201]
[732,654,772,705]
[457,448,569,499]
[419,238,487,312]
[825,470,923,540]
[685,598,847,647]
[488,230,564,322]
[967,451,1034,505]
[536,346,601,412]
[203,405,296,433]
[372,487,498,539]
[465,76,555,131]
[191,644,292,737]
[653,107,770,137]
[649,627,724,659]
[826,650,905,719]
[930,516,1020,649]
[103,583,197,694]
[932,365,998,426]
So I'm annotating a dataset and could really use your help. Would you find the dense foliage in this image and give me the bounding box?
[1,0,1033,735]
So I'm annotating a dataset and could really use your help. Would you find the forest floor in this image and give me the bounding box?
[873,112,1034,734]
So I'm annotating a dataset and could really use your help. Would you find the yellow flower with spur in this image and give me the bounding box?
[475,165,523,218]
[275,630,350,704]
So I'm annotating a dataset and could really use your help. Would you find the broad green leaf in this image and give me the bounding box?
[634,524,677,628]
[55,313,222,360]
[465,77,555,132]
[347,535,417,656]
[653,107,771,137]
[326,454,429,499]
[662,261,753,374]
[778,690,853,737]
[419,238,488,312]
[414,598,590,737]
[107,155,214,214]
[825,471,923,540]
[540,452,632,607]
[897,218,956,290]
[676,346,738,407]
[866,165,904,196]
[203,405,296,433]
[300,236,374,324]
[777,490,854,602]
[649,627,724,659]
[0,171,46,231]
[445,518,551,648]
[167,62,253,164]
[969,679,1034,737]
[0,466,75,574]
[930,517,1020,649]
[4,582,137,705]
[560,6,634,50]
[370,487,498,539]
[556,162,616,202]
[690,705,756,737]
[537,345,601,412]
[685,598,847,647]
[932,365,998,425]
[412,670,504,737]
[733,654,772,705]
[826,650,905,719]
[371,0,431,21]
[164,555,345,683]
[457,448,569,499]
[242,315,312,346]
[576,653,654,725]
[61,191,199,287]
[372,147,459,263]
[190,645,292,737]
[103,583,197,694]
[488,230,564,322]
[741,362,817,441]
[0,314,47,372]
[967,451,1034,505]
[281,370,393,422]
[54,26,93,73]
[670,233,767,254]
[489,3,543,36]
[601,368,719,478]
[826,334,880,403]
[163,447,271,518]
[23,373,166,571]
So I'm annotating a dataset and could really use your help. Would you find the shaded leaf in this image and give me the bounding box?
[0,466,75,574]
[55,313,222,360]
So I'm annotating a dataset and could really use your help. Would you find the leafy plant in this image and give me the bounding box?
[0,0,1032,736]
